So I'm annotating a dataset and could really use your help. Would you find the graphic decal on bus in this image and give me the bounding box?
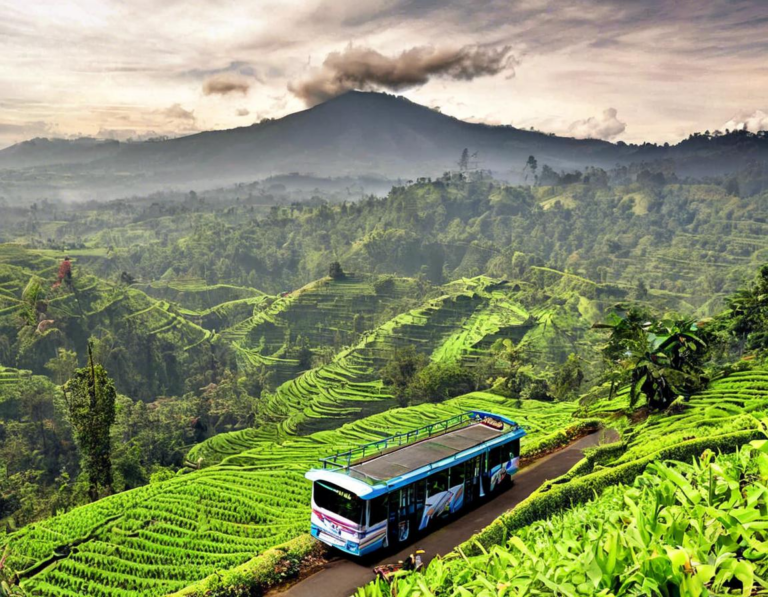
[489,456,520,492]
[311,507,387,552]
[311,508,359,548]
[419,482,465,530]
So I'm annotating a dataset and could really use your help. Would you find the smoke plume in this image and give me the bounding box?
[203,74,251,96]
[290,44,516,106]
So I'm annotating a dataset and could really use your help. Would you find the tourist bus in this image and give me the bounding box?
[305,410,525,556]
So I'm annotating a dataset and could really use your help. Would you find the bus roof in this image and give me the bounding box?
[305,411,525,499]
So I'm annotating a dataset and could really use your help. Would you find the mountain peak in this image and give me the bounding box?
[1,92,764,199]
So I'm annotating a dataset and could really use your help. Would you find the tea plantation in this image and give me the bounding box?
[359,440,768,597]
[356,366,768,596]
[4,394,577,597]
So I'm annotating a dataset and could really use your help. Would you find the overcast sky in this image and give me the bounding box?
[1,0,767,149]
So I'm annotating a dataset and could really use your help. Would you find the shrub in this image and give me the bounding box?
[169,534,326,597]
[459,428,764,556]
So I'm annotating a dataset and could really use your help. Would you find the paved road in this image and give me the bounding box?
[275,429,617,597]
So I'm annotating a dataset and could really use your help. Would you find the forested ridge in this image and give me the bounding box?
[7,173,768,308]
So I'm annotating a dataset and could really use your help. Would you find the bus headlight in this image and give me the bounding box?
[346,540,359,552]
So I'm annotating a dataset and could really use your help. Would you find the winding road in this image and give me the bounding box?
[274,429,618,597]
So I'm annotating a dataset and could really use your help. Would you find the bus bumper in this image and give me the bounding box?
[311,524,385,556]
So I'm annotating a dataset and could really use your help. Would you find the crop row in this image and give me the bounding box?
[361,440,768,596]
[5,394,575,596]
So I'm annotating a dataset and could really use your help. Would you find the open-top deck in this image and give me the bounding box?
[350,422,504,481]
[317,411,522,486]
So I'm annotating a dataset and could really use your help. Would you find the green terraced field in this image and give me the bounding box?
[199,278,536,454]
[0,246,216,398]
[0,365,31,386]
[190,275,615,464]
[13,364,768,597]
[220,274,424,387]
[4,394,576,597]
[135,279,266,313]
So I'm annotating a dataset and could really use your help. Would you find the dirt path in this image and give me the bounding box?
[274,429,618,597]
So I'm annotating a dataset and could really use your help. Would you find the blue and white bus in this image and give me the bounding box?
[305,411,525,556]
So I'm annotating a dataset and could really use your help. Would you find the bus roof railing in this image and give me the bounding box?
[319,410,520,473]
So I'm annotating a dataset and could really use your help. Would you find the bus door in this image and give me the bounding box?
[465,454,484,503]
[387,487,414,545]
[450,463,467,513]
[414,480,425,531]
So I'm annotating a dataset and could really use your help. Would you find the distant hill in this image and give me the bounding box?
[2,92,766,197]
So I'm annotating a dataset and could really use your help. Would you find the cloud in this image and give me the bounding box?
[202,74,251,96]
[235,108,250,117]
[162,103,196,121]
[0,120,60,148]
[289,44,517,106]
[568,108,626,140]
[0,120,54,136]
[723,109,768,132]
[185,61,258,79]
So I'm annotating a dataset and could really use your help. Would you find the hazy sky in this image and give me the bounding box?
[1,0,767,149]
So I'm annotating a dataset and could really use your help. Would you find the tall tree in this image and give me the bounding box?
[62,344,117,501]
[458,148,470,172]
[525,155,538,183]
[328,261,345,280]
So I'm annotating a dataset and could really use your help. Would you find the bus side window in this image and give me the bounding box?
[452,462,467,487]
[369,495,388,525]
[507,439,519,462]
[429,470,448,495]
[388,491,399,522]
[489,446,503,468]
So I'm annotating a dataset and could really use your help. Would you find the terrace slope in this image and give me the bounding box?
[0,245,216,400]
[219,274,426,388]
[3,395,576,597]
[189,274,616,465]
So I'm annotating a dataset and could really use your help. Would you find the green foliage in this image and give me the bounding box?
[62,347,117,501]
[168,534,323,597]
[551,353,584,401]
[409,361,475,403]
[362,441,768,597]
[725,264,768,351]
[0,547,24,596]
[3,393,577,596]
[328,261,345,280]
[597,308,710,409]
[380,346,429,406]
[0,374,80,527]
[44,349,77,386]
[24,179,767,308]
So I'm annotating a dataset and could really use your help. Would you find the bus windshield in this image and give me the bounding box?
[314,481,363,524]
